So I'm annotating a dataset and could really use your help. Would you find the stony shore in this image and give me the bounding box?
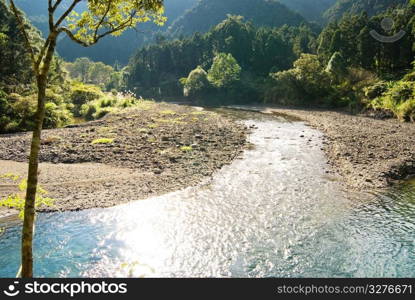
[265,107,415,189]
[0,102,248,214]
[1,103,413,218]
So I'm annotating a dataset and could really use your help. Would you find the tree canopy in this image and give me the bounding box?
[208,53,241,88]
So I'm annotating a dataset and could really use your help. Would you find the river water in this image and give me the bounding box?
[0,109,414,277]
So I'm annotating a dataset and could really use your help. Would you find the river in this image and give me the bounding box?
[0,109,414,277]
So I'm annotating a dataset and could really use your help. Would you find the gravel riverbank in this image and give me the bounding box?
[265,107,415,189]
[0,102,248,213]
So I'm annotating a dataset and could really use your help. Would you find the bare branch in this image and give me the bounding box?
[55,0,81,28]
[57,10,137,48]
[94,12,137,42]
[52,0,64,12]
[9,0,38,73]
[48,0,54,32]
[57,27,90,47]
[93,0,113,41]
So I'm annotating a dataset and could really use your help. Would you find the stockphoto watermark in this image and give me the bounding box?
[2,280,128,298]
[370,10,406,43]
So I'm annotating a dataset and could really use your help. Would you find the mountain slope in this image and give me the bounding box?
[324,0,409,21]
[15,0,198,64]
[169,0,306,36]
[278,0,337,22]
[0,1,43,86]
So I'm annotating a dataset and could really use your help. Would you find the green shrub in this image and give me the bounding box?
[208,53,241,88]
[11,94,37,130]
[403,72,415,82]
[98,97,117,108]
[70,83,103,115]
[0,90,13,130]
[79,94,142,121]
[364,81,389,100]
[0,176,54,219]
[265,54,333,106]
[184,66,211,97]
[396,98,415,122]
[43,102,73,129]
[369,81,415,122]
[45,89,65,105]
[80,103,99,121]
[93,107,113,119]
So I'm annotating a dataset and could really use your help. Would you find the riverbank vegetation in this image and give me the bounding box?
[1,0,415,279]
[3,0,414,132]
[125,1,415,122]
[0,2,143,134]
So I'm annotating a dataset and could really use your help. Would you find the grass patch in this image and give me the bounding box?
[138,128,149,133]
[0,173,20,181]
[191,111,207,115]
[91,138,114,145]
[160,110,176,116]
[97,126,115,135]
[180,146,193,152]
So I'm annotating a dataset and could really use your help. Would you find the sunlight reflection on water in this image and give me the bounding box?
[0,110,414,278]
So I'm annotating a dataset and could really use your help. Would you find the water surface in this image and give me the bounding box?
[0,110,414,277]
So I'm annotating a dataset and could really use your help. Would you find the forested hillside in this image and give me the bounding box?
[0,1,41,87]
[3,0,415,128]
[16,0,198,64]
[169,0,306,36]
[278,0,337,22]
[0,1,145,133]
[127,16,316,100]
[126,1,415,121]
[0,1,73,132]
[324,0,409,21]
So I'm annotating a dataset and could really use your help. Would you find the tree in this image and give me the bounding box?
[329,29,342,55]
[8,0,165,278]
[183,66,210,97]
[67,57,92,82]
[326,51,348,82]
[208,53,241,88]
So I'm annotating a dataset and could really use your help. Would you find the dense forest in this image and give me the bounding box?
[324,0,408,21]
[127,15,316,101]
[1,0,415,135]
[278,0,337,22]
[125,0,415,122]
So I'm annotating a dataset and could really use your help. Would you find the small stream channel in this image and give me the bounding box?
[0,109,414,277]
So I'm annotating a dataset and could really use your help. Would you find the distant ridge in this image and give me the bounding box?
[324,0,409,21]
[169,0,306,36]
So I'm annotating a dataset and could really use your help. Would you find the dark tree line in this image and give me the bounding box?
[318,6,415,74]
[169,0,306,37]
[0,1,41,87]
[127,16,317,97]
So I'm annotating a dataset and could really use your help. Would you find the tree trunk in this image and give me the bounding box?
[21,36,57,278]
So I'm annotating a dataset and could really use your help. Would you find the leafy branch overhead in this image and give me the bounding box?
[64,0,166,46]
[8,0,166,75]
